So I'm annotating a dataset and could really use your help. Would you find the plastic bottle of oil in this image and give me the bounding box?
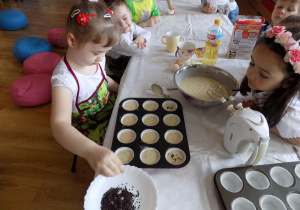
[202,18,223,66]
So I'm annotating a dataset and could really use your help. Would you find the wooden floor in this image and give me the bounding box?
[0,1,257,209]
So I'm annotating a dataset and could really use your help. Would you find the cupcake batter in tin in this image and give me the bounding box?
[166,133,181,144]
[142,132,159,144]
[141,149,160,165]
[119,131,135,143]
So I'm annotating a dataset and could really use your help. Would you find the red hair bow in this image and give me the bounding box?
[77,13,96,25]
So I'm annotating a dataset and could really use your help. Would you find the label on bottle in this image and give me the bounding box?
[207,33,216,40]
[207,31,223,40]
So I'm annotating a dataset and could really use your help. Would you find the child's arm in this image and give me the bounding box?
[134,36,147,49]
[133,24,151,49]
[270,127,300,146]
[50,86,124,176]
[166,0,174,10]
[107,76,119,93]
[138,16,160,28]
[166,0,175,14]
[111,23,151,56]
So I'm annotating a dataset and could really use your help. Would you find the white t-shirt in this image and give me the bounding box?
[106,22,151,59]
[252,90,300,139]
[51,58,107,113]
[201,0,238,15]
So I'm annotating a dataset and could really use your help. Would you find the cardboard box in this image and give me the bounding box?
[227,15,265,60]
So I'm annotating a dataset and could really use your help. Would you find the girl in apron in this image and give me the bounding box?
[51,0,124,177]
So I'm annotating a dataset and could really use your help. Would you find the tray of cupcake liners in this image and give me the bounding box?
[214,161,300,210]
[111,98,190,168]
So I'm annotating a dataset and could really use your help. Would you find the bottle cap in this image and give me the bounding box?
[214,18,221,25]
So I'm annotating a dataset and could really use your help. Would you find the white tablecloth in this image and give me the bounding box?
[103,1,300,209]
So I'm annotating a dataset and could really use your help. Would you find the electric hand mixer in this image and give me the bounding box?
[208,85,270,165]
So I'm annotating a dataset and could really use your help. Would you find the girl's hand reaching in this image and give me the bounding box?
[134,36,147,48]
[85,144,124,177]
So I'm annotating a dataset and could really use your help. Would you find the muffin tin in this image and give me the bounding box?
[214,161,300,210]
[111,98,190,168]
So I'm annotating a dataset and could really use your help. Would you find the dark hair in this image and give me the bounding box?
[240,28,300,128]
[66,0,120,46]
[103,0,129,12]
[279,15,300,28]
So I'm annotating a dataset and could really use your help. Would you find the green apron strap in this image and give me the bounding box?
[151,0,161,17]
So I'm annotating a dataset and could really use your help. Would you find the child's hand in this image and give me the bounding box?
[242,100,254,108]
[152,16,161,23]
[85,144,124,177]
[168,7,176,15]
[143,18,156,27]
[202,4,216,14]
[134,36,147,49]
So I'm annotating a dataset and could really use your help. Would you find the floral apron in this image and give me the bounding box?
[64,57,116,145]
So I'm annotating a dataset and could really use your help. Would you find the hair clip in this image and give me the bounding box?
[104,14,111,18]
[77,13,96,25]
[71,9,80,18]
[104,9,113,18]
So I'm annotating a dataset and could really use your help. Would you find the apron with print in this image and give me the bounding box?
[64,57,116,145]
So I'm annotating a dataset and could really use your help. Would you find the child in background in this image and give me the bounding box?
[104,0,151,83]
[240,26,300,146]
[258,1,300,41]
[50,0,124,176]
[271,0,300,26]
[125,0,161,27]
[201,0,239,24]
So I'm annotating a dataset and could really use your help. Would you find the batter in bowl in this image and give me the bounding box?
[179,77,228,100]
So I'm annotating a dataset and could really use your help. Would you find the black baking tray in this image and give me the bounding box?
[111,98,190,168]
[214,161,300,210]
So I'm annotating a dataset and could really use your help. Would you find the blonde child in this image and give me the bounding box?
[201,0,239,24]
[271,0,300,26]
[50,0,124,176]
[240,26,300,146]
[104,0,151,83]
[259,0,300,39]
[124,0,161,27]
